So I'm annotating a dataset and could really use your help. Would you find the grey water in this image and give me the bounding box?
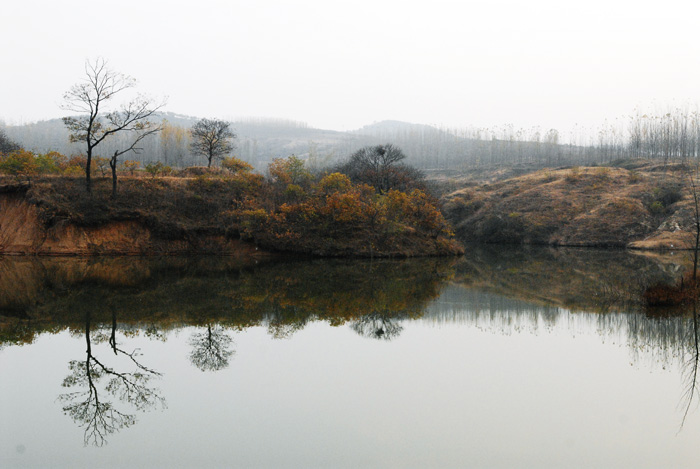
[1,247,699,468]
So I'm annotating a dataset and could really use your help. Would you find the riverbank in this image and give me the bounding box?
[0,175,463,257]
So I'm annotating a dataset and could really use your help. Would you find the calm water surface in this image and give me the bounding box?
[1,248,699,468]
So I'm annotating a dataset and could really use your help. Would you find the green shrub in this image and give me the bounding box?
[222,156,253,174]
[0,150,38,180]
[649,200,664,215]
[565,167,581,183]
[145,162,165,178]
[34,152,65,174]
[628,170,642,183]
[653,183,683,207]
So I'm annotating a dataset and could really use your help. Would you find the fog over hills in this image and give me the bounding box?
[2,113,461,170]
[4,109,698,173]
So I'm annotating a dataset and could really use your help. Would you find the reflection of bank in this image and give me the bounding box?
[0,255,453,347]
[58,309,165,447]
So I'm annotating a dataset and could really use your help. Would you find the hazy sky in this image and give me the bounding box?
[2,0,699,133]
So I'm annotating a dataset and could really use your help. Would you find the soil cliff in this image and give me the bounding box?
[0,193,261,256]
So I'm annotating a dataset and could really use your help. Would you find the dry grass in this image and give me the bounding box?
[443,163,691,248]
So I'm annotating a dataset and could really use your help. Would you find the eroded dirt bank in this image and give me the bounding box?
[0,193,262,256]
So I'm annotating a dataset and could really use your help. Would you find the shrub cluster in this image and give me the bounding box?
[7,149,461,257]
[0,149,144,180]
[237,160,460,256]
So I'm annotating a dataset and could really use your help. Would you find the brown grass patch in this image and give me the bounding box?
[443,164,694,248]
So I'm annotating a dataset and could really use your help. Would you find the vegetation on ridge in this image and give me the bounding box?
[0,148,462,257]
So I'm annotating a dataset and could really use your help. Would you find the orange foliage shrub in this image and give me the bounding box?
[245,164,460,256]
[222,156,253,174]
[0,149,38,180]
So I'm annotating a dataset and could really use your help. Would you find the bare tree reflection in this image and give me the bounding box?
[351,312,404,341]
[189,324,234,371]
[680,302,700,430]
[58,310,165,446]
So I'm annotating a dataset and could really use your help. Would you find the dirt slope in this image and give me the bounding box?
[0,193,262,256]
[443,164,693,249]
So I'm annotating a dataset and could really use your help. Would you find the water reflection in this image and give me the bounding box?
[351,312,405,340]
[452,244,683,312]
[681,304,700,429]
[189,325,234,372]
[1,248,700,449]
[58,310,165,446]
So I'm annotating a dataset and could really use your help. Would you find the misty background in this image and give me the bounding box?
[2,0,699,171]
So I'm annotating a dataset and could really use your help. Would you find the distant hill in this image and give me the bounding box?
[354,120,450,137]
[2,114,609,171]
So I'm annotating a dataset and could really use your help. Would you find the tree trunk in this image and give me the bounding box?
[85,147,93,194]
[110,152,118,199]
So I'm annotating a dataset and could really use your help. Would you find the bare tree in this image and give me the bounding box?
[338,144,423,193]
[190,118,236,167]
[62,58,165,193]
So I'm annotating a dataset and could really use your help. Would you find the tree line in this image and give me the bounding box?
[5,59,700,179]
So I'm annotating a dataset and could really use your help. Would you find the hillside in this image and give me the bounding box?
[443,161,694,249]
[2,115,615,172]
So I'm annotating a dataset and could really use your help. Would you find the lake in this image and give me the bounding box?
[1,247,699,468]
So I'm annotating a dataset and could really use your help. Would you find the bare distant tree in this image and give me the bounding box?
[338,144,424,193]
[62,58,165,193]
[190,118,236,168]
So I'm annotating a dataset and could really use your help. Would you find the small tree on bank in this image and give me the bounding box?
[337,144,424,193]
[62,58,165,194]
[190,118,236,168]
